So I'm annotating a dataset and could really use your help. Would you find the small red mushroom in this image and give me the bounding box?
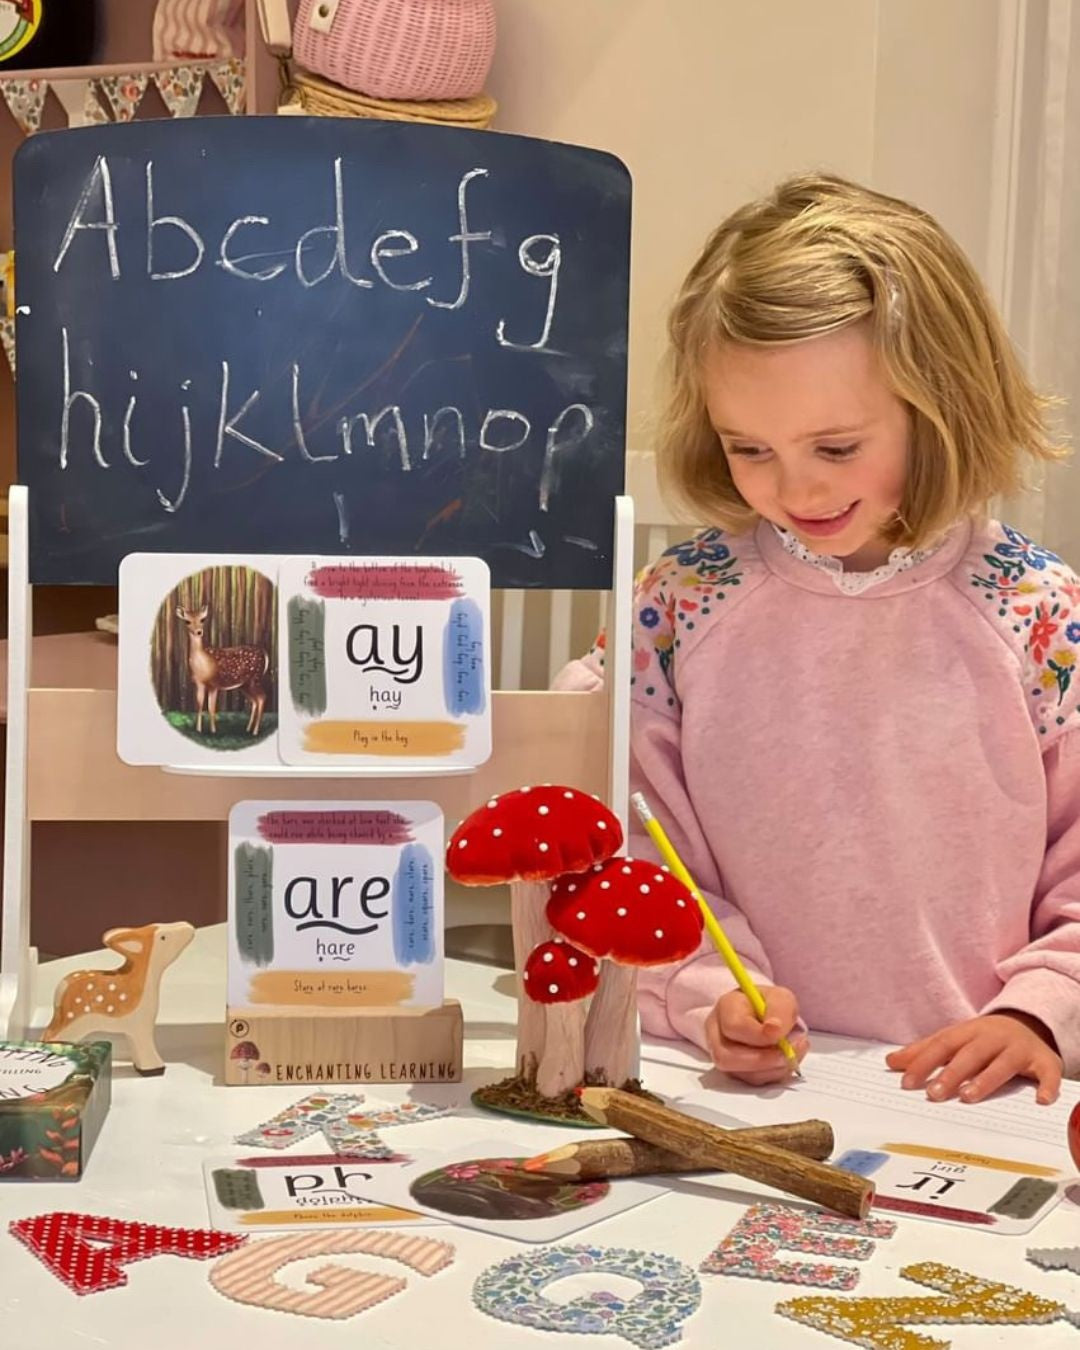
[230,1041,260,1076]
[523,939,600,1004]
[546,857,703,965]
[446,785,623,885]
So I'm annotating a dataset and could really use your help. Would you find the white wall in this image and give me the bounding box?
[872,0,1003,280]
[487,1,879,453]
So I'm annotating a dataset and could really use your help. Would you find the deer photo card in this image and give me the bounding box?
[117,552,282,767]
[276,556,491,769]
[227,800,445,1011]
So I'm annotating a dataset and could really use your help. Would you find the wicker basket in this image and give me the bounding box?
[285,65,496,127]
[293,0,496,101]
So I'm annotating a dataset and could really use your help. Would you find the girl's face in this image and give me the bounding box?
[702,323,911,570]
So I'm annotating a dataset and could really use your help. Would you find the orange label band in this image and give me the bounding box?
[246,970,415,1006]
[302,721,466,756]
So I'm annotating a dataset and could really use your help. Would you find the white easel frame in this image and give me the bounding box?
[0,486,635,1040]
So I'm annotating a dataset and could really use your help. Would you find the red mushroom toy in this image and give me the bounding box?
[447,785,623,1099]
[523,939,600,1003]
[535,858,704,1086]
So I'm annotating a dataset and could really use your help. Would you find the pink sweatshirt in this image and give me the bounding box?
[557,517,1080,1074]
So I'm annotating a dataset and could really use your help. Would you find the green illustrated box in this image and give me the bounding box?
[0,1040,111,1180]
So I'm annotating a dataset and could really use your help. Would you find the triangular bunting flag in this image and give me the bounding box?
[1,77,47,135]
[99,73,150,123]
[0,318,15,379]
[154,65,204,119]
[51,79,110,128]
[82,81,110,126]
[209,58,247,116]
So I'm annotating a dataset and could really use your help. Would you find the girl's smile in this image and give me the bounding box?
[785,500,860,536]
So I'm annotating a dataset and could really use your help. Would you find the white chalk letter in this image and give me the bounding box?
[146,161,205,280]
[540,403,593,510]
[479,408,531,454]
[214,361,281,467]
[156,406,192,513]
[370,230,431,292]
[53,155,119,278]
[339,406,410,471]
[496,234,562,351]
[427,168,491,310]
[292,362,337,462]
[218,216,286,281]
[59,327,107,469]
[422,406,466,460]
[294,158,373,289]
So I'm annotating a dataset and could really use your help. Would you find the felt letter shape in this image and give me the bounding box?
[701,1202,897,1289]
[8,1212,245,1295]
[777,1261,1067,1350]
[209,1230,454,1320]
[473,1244,702,1349]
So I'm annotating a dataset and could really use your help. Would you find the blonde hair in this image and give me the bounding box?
[659,172,1066,547]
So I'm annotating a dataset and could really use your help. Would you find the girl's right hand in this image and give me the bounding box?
[704,985,810,1084]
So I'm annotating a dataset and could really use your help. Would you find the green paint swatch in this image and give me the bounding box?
[988,1176,1058,1219]
[288,594,327,716]
[234,842,274,967]
[213,1167,265,1211]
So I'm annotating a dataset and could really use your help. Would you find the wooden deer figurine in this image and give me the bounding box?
[176,603,269,735]
[43,922,195,1075]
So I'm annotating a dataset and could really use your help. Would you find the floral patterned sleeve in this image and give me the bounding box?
[628,543,783,1048]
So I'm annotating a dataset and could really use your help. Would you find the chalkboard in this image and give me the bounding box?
[14,116,631,587]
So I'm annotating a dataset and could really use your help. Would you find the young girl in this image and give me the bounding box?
[558,173,1080,1106]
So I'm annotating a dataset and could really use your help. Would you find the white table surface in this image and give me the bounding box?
[2,925,1078,1349]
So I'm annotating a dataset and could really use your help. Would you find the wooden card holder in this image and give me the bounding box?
[224,1000,464,1086]
[1,489,634,1095]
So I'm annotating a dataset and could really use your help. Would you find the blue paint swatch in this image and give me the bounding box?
[442,598,486,716]
[834,1149,890,1178]
[392,843,435,965]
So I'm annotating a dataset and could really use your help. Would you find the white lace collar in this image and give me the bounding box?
[770,524,947,595]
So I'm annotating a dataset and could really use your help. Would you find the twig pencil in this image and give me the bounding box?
[521,1118,834,1180]
[578,1087,871,1218]
[631,791,803,1077]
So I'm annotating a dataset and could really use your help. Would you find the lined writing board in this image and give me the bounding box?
[14,116,631,587]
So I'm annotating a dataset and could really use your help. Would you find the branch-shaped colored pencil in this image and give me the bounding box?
[579,1087,871,1218]
[521,1118,833,1179]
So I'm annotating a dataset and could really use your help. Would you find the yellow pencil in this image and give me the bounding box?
[631,791,802,1077]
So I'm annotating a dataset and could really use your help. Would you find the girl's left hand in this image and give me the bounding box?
[885,1012,1063,1105]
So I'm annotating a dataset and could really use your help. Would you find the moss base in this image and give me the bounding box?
[471,1069,660,1128]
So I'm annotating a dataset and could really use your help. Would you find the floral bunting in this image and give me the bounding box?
[1,77,46,135]
[209,57,246,115]
[0,60,245,136]
[81,82,110,127]
[153,65,205,120]
[0,318,14,379]
[99,73,150,124]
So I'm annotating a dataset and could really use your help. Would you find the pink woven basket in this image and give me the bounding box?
[294,0,496,102]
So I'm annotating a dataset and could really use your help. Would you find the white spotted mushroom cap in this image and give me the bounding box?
[522,938,601,1004]
[545,856,703,966]
[445,785,623,885]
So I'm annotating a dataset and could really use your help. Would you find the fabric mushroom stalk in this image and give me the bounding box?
[545,857,704,1086]
[446,784,623,1090]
